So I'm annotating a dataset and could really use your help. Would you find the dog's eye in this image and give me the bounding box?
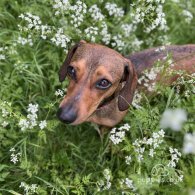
[96,79,111,90]
[67,66,76,79]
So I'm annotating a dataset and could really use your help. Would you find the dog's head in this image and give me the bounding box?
[57,41,137,125]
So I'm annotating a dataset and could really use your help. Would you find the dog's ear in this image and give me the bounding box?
[59,40,86,82]
[118,60,137,111]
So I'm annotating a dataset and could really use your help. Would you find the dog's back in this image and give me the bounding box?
[127,45,195,76]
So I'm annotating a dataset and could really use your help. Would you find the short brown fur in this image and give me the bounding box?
[58,41,195,127]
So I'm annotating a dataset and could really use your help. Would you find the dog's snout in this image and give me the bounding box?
[57,107,77,124]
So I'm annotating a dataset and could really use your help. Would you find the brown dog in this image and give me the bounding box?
[57,41,195,127]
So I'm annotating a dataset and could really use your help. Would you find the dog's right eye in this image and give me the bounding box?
[67,66,76,80]
[96,79,112,90]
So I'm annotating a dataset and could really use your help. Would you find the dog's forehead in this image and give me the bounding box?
[72,43,125,69]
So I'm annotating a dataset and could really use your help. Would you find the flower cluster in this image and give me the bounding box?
[40,25,52,40]
[100,22,111,45]
[167,147,181,168]
[138,51,174,92]
[130,0,168,33]
[53,0,70,16]
[0,101,11,128]
[121,178,136,192]
[55,89,65,97]
[18,13,42,31]
[182,10,193,24]
[131,37,143,51]
[85,26,98,42]
[51,28,70,50]
[183,133,195,154]
[17,35,33,46]
[174,73,195,97]
[13,62,29,73]
[121,24,136,38]
[10,148,21,164]
[39,120,47,130]
[89,4,104,21]
[132,90,142,109]
[111,34,125,51]
[97,169,112,191]
[18,13,52,40]
[18,103,47,131]
[138,66,160,92]
[160,108,187,131]
[19,182,38,195]
[125,155,132,165]
[105,3,124,18]
[110,124,130,145]
[133,129,165,161]
[69,1,87,28]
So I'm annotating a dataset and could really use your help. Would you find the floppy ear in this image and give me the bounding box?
[118,60,137,111]
[59,40,86,82]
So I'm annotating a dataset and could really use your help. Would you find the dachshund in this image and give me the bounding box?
[57,40,195,127]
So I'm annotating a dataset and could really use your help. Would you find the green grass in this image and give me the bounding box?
[0,0,195,194]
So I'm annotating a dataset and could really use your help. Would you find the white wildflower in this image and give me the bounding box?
[133,129,165,161]
[69,1,87,28]
[131,1,168,33]
[40,25,52,39]
[131,37,143,50]
[167,147,181,168]
[97,169,112,191]
[89,4,104,21]
[121,178,136,191]
[121,24,136,37]
[20,182,38,194]
[27,103,38,114]
[149,148,155,157]
[85,26,98,42]
[17,35,33,46]
[183,133,195,154]
[155,46,166,52]
[125,155,132,165]
[10,148,21,164]
[55,89,64,97]
[51,28,70,50]
[105,3,124,18]
[19,119,29,131]
[52,0,70,15]
[0,54,5,60]
[182,10,193,24]
[132,90,142,109]
[2,108,9,117]
[39,120,47,129]
[111,34,125,51]
[9,148,15,152]
[160,109,187,131]
[100,22,111,45]
[110,124,130,144]
[19,13,42,31]
[2,121,9,127]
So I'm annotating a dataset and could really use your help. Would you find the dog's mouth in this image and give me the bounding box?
[97,93,116,109]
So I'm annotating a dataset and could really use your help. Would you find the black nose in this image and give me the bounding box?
[57,107,77,124]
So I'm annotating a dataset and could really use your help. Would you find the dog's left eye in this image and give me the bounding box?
[67,66,76,79]
[96,79,111,89]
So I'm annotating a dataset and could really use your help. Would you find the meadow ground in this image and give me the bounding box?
[0,0,195,194]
